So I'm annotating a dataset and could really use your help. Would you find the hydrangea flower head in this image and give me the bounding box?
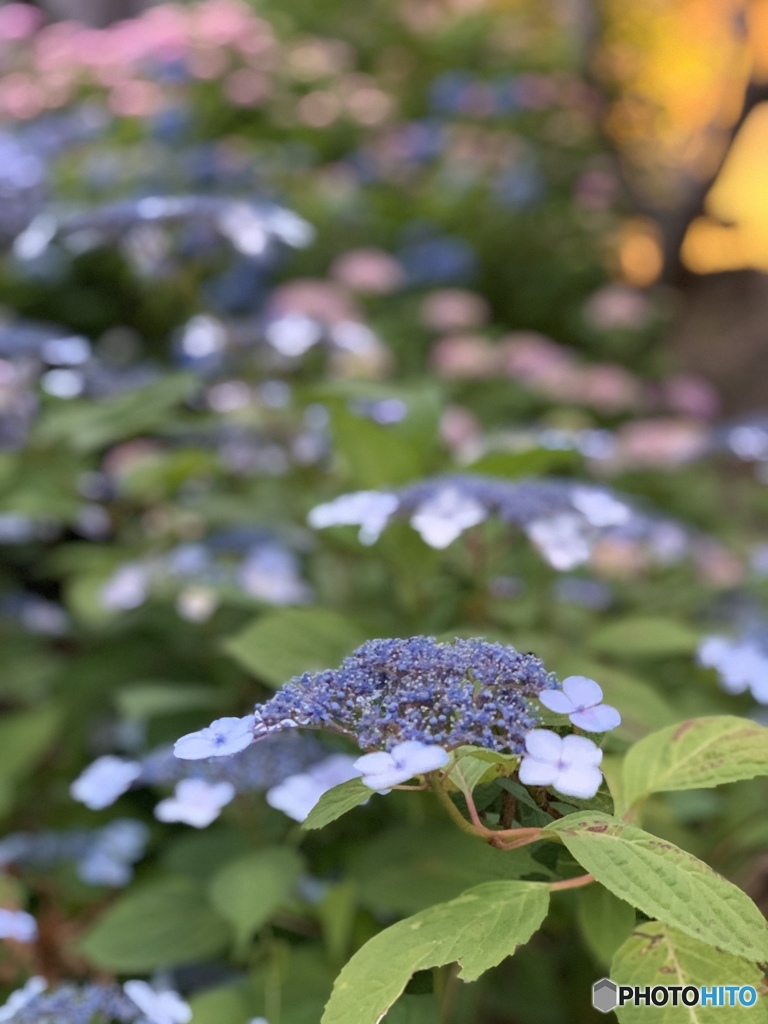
[0,978,46,1023]
[124,981,191,1024]
[154,779,236,828]
[70,755,142,810]
[538,676,621,732]
[174,714,256,760]
[354,741,449,791]
[246,636,555,754]
[0,980,139,1023]
[0,909,37,943]
[518,729,603,798]
[308,474,693,571]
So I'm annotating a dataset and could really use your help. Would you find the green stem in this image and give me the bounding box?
[431,779,485,839]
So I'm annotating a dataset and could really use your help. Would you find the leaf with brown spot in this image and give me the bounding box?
[612,921,768,1023]
[619,715,768,814]
[546,812,768,962]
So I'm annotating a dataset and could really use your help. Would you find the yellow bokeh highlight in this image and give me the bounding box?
[682,102,768,272]
[618,219,664,285]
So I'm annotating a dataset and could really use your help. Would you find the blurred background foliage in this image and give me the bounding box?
[0,0,767,1021]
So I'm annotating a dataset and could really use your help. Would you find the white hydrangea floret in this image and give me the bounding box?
[308,491,398,545]
[123,980,191,1024]
[571,487,631,527]
[173,714,255,760]
[409,487,486,549]
[0,909,38,943]
[266,754,361,823]
[525,514,592,571]
[538,676,621,732]
[518,729,603,798]
[154,779,236,828]
[70,755,142,810]
[354,741,449,793]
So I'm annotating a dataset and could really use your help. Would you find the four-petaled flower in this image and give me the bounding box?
[123,980,192,1024]
[518,729,603,798]
[354,741,449,792]
[154,779,236,828]
[538,676,620,732]
[174,714,255,760]
[70,756,142,810]
[0,909,38,943]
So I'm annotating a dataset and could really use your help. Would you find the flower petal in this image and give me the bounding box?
[392,741,449,775]
[561,733,603,767]
[518,756,558,787]
[552,764,603,799]
[524,728,563,762]
[570,704,621,732]
[538,690,576,714]
[353,751,393,774]
[359,767,409,791]
[561,676,603,708]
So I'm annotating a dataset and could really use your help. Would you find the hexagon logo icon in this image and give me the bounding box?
[592,978,618,1014]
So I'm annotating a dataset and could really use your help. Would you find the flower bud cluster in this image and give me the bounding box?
[249,636,555,754]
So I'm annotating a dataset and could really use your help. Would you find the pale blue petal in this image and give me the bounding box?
[524,729,563,762]
[518,756,558,787]
[552,764,602,799]
[571,704,621,732]
[561,733,603,766]
[561,676,603,708]
[538,690,575,714]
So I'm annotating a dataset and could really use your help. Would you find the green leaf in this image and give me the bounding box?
[317,881,358,964]
[588,618,699,660]
[352,823,554,916]
[621,716,768,813]
[302,777,371,831]
[322,882,550,1024]
[79,877,231,971]
[467,447,579,478]
[327,397,438,488]
[447,751,504,796]
[115,682,218,719]
[576,884,636,966]
[36,373,196,452]
[209,847,304,949]
[546,812,768,962]
[187,983,254,1024]
[611,922,768,1024]
[0,705,60,785]
[0,705,61,814]
[224,608,368,687]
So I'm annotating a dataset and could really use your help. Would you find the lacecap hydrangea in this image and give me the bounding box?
[245,637,558,754]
